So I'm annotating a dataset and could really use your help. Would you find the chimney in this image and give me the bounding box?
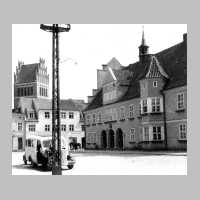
[92,89,98,96]
[183,33,187,43]
[87,96,94,104]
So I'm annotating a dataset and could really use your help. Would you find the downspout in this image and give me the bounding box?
[161,90,168,150]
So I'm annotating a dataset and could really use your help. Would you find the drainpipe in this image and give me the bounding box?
[161,90,168,150]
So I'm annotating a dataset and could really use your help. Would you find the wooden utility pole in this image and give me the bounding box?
[40,24,71,175]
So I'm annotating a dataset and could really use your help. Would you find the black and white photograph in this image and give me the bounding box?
[11,24,187,175]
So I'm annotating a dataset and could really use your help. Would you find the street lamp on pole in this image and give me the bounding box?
[40,24,71,175]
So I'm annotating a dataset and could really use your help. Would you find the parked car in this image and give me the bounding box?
[23,135,75,170]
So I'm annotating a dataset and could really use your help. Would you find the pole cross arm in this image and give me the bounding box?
[40,24,71,32]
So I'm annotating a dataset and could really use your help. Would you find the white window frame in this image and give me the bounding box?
[28,124,36,132]
[98,112,102,123]
[18,122,23,131]
[29,112,34,119]
[177,93,184,110]
[129,104,134,118]
[45,124,50,132]
[69,112,74,119]
[119,106,125,120]
[152,97,161,113]
[153,81,158,87]
[130,128,135,142]
[86,114,91,125]
[61,112,66,119]
[92,113,96,124]
[152,126,162,141]
[44,112,50,119]
[142,99,147,114]
[61,124,66,132]
[69,124,74,131]
[179,124,187,140]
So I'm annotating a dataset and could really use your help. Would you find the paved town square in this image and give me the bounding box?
[12,151,187,175]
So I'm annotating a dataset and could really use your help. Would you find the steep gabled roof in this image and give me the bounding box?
[146,56,169,78]
[84,37,187,112]
[16,63,39,83]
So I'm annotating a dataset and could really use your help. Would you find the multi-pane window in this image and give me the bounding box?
[130,128,135,141]
[92,113,96,124]
[179,124,187,140]
[143,127,149,141]
[129,105,134,118]
[177,93,184,110]
[69,112,74,119]
[61,112,66,119]
[86,114,90,125]
[120,106,125,120]
[98,112,102,123]
[45,112,50,118]
[142,99,147,113]
[69,124,74,131]
[29,112,34,119]
[152,98,161,112]
[153,81,157,87]
[28,124,36,132]
[61,124,66,132]
[153,126,162,141]
[18,123,22,131]
[45,124,50,132]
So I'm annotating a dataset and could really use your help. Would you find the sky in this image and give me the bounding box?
[12,24,187,105]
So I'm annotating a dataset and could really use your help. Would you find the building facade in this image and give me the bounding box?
[84,32,187,151]
[12,58,86,151]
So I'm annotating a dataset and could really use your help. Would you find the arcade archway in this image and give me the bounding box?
[116,128,123,149]
[108,129,115,149]
[101,130,107,149]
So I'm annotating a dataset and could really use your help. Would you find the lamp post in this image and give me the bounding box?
[40,24,71,175]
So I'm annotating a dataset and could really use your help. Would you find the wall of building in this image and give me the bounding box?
[12,113,25,151]
[25,109,85,147]
[85,85,187,151]
[164,86,187,150]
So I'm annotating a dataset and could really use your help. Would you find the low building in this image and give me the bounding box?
[84,32,187,151]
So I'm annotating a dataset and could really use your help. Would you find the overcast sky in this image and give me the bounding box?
[12,24,187,104]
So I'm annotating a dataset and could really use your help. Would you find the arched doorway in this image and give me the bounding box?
[108,129,115,149]
[101,130,107,149]
[116,128,123,149]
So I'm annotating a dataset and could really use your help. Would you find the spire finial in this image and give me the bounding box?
[141,25,146,46]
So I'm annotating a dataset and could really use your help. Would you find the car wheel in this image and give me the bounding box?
[68,165,74,169]
[30,158,37,168]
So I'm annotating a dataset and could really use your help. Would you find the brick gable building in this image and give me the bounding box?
[84,32,187,150]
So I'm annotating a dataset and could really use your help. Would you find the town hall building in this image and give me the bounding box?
[84,32,187,150]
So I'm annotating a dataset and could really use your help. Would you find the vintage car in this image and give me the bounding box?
[23,135,75,170]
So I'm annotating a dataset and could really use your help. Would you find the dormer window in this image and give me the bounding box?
[153,81,157,87]
[29,112,34,119]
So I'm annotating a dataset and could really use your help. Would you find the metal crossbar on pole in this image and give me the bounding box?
[40,24,71,175]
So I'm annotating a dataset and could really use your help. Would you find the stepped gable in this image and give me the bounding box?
[83,38,187,112]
